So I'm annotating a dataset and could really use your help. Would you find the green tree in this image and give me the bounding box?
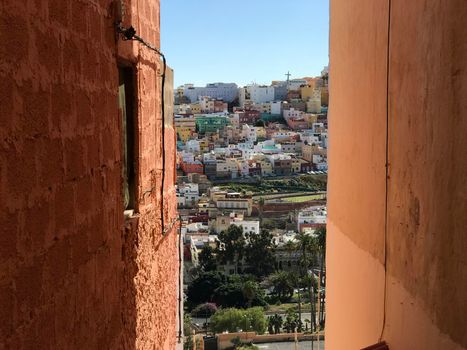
[244,230,276,277]
[268,271,294,302]
[242,280,258,308]
[210,307,267,335]
[187,271,227,308]
[283,308,301,333]
[213,277,267,309]
[217,225,246,274]
[295,232,317,274]
[198,245,217,271]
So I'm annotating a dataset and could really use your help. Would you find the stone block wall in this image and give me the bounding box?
[0,0,178,348]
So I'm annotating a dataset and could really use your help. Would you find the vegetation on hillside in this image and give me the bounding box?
[219,174,327,194]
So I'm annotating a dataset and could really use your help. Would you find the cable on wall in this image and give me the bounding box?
[116,24,175,236]
[379,0,392,343]
[177,214,183,343]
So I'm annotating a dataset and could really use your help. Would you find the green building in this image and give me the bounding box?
[195,115,229,133]
[260,113,285,123]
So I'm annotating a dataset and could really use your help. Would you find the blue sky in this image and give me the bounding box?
[161,0,329,87]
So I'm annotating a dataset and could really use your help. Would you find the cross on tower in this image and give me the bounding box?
[285,71,291,82]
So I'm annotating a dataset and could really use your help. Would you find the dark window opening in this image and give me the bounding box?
[118,66,137,211]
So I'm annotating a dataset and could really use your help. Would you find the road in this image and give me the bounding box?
[256,341,324,350]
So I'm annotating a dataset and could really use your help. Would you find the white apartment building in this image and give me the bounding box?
[313,154,325,165]
[213,213,260,235]
[174,104,191,114]
[241,124,257,142]
[301,133,321,145]
[270,101,282,115]
[203,152,217,163]
[178,183,200,207]
[242,149,255,160]
[180,151,195,163]
[239,84,276,106]
[216,161,229,174]
[236,141,254,150]
[183,83,239,103]
[297,206,327,231]
[287,79,308,91]
[283,108,304,120]
[321,133,329,148]
[233,220,260,235]
[185,139,200,153]
[176,193,186,207]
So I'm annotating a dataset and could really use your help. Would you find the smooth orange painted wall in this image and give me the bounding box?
[327,0,467,349]
[0,0,178,348]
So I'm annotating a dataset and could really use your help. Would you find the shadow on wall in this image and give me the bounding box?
[122,217,139,349]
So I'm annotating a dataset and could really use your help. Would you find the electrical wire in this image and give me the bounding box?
[379,0,392,342]
[116,24,171,236]
[177,214,183,343]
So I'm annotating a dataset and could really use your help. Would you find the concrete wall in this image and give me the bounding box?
[327,1,466,349]
[0,0,178,348]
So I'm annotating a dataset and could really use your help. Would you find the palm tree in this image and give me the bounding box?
[258,197,265,226]
[268,314,283,334]
[295,232,317,274]
[268,271,294,302]
[315,226,326,328]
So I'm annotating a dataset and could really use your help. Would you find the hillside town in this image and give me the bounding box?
[176,71,330,346]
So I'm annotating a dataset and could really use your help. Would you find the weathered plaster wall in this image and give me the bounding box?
[0,0,178,349]
[386,1,467,348]
[327,0,388,348]
[328,0,467,349]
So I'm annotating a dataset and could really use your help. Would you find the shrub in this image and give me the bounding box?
[210,307,267,335]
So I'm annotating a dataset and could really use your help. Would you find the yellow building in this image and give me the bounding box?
[259,160,273,176]
[320,86,329,106]
[304,88,322,113]
[176,126,193,142]
[190,103,202,114]
[198,139,209,152]
[302,143,327,162]
[303,113,318,128]
[291,159,301,173]
[300,85,315,101]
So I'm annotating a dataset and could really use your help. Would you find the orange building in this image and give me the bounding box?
[327,1,467,350]
[0,0,179,349]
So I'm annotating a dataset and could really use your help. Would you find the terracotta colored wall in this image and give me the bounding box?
[327,0,466,349]
[0,0,178,349]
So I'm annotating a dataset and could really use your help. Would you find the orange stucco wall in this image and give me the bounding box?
[327,0,466,349]
[0,0,178,348]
